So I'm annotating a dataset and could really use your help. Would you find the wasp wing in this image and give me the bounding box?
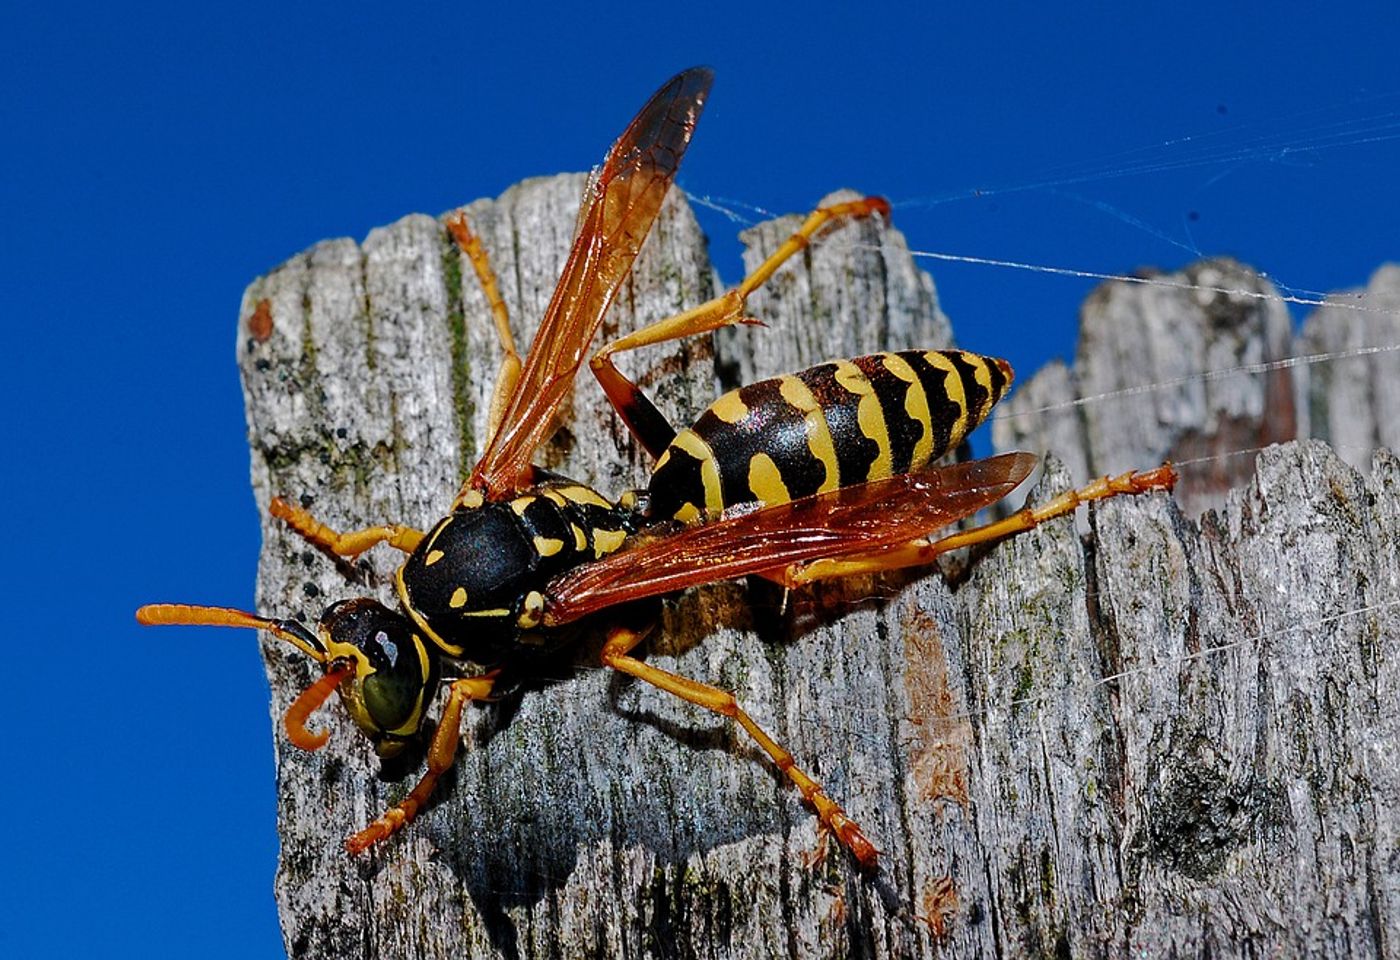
[468,67,713,498]
[543,452,1038,626]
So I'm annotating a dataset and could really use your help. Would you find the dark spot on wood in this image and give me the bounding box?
[1142,744,1287,881]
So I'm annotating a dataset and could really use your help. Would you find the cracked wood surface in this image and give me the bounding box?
[237,175,1399,959]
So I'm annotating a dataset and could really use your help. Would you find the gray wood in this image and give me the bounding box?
[991,259,1400,520]
[238,175,1399,958]
[991,258,1298,520]
[1295,264,1400,463]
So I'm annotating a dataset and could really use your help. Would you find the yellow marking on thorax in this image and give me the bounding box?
[424,549,445,566]
[555,485,612,509]
[747,453,791,504]
[386,705,424,739]
[395,566,471,657]
[420,516,451,555]
[777,375,839,492]
[395,568,451,654]
[709,389,749,425]
[449,587,468,609]
[882,353,934,468]
[670,428,725,515]
[921,351,970,450]
[510,496,536,517]
[534,536,564,557]
[518,591,545,629]
[571,524,588,551]
[673,502,702,524]
[592,527,627,558]
[832,359,892,481]
[541,489,568,507]
[453,489,485,510]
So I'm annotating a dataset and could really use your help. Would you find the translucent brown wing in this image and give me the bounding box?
[468,67,713,498]
[542,453,1038,626]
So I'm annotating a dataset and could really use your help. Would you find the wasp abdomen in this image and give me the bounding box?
[647,349,1013,522]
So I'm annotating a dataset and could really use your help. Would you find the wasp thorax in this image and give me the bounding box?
[395,494,634,664]
[318,598,438,757]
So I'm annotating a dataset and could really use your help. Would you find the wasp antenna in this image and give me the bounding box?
[135,603,326,662]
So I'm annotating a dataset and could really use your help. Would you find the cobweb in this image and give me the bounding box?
[685,86,1400,480]
[666,89,1400,737]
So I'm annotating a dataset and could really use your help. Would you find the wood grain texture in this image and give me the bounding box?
[991,258,1298,520]
[1295,264,1400,463]
[237,176,1399,958]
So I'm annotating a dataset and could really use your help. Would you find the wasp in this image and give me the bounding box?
[138,67,1175,869]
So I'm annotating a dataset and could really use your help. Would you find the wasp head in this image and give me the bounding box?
[317,598,440,758]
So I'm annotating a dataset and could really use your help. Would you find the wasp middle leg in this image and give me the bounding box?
[590,196,892,459]
[601,623,878,869]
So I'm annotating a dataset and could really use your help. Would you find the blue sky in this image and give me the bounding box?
[4,2,1398,955]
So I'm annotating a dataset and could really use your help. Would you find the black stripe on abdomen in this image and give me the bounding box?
[647,442,711,521]
[796,362,881,486]
[854,353,922,475]
[944,350,992,428]
[701,378,828,503]
[906,351,966,461]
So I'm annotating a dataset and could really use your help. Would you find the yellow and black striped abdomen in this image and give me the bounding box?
[647,349,1013,523]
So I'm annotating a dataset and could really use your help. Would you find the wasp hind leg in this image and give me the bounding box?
[269,498,425,559]
[590,196,892,459]
[446,211,521,447]
[775,464,1177,588]
[601,623,879,869]
[346,672,499,854]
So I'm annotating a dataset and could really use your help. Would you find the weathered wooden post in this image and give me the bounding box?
[238,176,1399,958]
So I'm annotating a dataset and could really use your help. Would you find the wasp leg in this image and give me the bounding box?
[601,623,879,869]
[590,196,892,459]
[446,212,521,447]
[346,671,499,855]
[270,498,425,559]
[776,464,1177,587]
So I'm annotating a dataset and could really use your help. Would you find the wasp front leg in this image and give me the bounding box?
[269,498,425,559]
[601,624,878,869]
[590,196,892,459]
[346,671,499,854]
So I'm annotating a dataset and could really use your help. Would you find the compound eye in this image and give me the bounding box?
[360,625,428,734]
